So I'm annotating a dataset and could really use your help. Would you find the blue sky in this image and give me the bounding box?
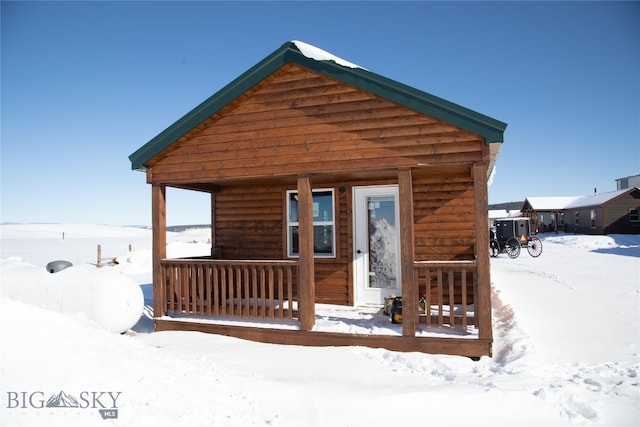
[2,1,638,226]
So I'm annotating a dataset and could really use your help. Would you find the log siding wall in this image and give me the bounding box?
[413,167,477,261]
[148,64,484,185]
[214,185,283,260]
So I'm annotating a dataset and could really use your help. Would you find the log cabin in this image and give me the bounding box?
[129,41,507,357]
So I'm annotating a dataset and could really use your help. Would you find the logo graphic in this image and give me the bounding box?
[6,390,121,420]
[46,391,79,408]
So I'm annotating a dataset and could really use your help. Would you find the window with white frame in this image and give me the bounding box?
[286,189,335,258]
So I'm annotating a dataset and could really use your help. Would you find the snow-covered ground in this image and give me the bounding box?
[0,223,638,426]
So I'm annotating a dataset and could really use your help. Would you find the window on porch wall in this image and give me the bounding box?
[287,189,335,258]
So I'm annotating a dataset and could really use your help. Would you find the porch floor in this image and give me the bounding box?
[159,303,478,339]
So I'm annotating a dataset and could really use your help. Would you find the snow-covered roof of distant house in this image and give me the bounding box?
[565,187,638,209]
[489,209,521,220]
[130,41,507,171]
[523,196,583,210]
[523,187,639,210]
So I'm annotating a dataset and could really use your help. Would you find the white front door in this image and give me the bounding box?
[353,185,401,305]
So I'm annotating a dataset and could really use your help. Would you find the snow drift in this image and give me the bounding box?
[1,258,143,333]
[0,224,638,427]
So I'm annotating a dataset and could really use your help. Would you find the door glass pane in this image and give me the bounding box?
[367,195,397,289]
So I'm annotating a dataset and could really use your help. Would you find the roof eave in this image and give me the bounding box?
[306,58,507,144]
[129,42,298,171]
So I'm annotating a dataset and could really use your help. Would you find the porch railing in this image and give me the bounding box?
[159,259,478,332]
[161,259,298,321]
[414,261,478,329]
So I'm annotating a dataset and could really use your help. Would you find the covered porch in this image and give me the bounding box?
[149,167,493,357]
[154,260,488,356]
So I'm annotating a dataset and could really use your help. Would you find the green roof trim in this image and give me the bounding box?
[130,41,507,171]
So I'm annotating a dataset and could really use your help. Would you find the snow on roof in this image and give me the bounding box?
[565,187,634,209]
[292,40,366,70]
[524,196,583,210]
[489,209,521,220]
[525,187,638,210]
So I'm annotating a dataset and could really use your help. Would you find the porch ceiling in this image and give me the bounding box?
[164,168,403,193]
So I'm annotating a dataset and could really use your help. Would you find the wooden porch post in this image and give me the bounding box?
[473,163,493,345]
[152,184,167,319]
[210,193,217,257]
[399,169,417,336]
[297,174,316,331]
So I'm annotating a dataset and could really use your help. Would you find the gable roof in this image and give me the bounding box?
[522,187,640,211]
[129,41,507,171]
[565,187,639,209]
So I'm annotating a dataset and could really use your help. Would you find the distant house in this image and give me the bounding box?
[616,173,640,190]
[129,41,507,357]
[521,188,640,234]
[520,196,580,233]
